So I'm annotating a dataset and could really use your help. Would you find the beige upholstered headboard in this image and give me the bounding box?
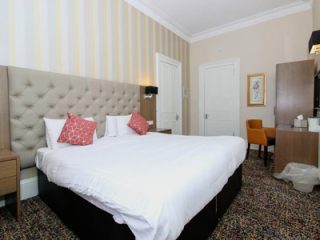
[2,66,140,169]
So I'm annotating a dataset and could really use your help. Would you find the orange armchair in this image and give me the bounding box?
[246,119,276,166]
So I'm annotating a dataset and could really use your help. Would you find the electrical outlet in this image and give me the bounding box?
[147,120,154,125]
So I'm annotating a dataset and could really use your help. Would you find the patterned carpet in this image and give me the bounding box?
[0,151,319,240]
[210,151,320,239]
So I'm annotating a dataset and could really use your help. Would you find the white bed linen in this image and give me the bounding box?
[35,148,52,163]
[36,133,246,240]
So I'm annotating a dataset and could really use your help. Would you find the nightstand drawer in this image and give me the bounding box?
[0,160,16,179]
[0,176,16,195]
[0,149,20,220]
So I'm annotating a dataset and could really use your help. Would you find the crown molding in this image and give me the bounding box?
[124,0,192,42]
[190,1,312,43]
[125,0,312,44]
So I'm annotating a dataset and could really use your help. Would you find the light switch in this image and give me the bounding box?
[183,87,188,98]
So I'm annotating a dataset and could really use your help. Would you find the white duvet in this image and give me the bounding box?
[36,133,246,240]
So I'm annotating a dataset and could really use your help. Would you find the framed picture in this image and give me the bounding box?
[247,73,266,106]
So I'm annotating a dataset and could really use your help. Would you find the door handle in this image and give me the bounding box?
[176,114,179,121]
[205,113,209,119]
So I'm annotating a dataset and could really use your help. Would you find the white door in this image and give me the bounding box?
[199,59,240,136]
[156,53,182,134]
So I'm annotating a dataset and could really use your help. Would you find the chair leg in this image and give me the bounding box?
[246,143,250,160]
[264,146,268,167]
[258,145,261,158]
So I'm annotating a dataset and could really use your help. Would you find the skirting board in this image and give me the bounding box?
[0,167,38,208]
[250,144,274,153]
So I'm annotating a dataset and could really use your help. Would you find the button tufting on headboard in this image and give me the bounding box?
[8,66,140,169]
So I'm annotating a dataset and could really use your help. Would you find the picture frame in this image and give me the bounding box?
[247,73,266,106]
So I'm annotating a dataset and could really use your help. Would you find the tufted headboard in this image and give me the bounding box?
[3,66,140,169]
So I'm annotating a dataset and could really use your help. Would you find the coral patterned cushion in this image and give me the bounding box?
[58,113,97,145]
[128,112,149,135]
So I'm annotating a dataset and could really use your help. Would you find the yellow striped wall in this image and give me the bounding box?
[0,0,190,133]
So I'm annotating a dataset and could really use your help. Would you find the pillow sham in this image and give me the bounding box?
[44,116,98,149]
[116,114,137,136]
[105,116,118,137]
[44,118,70,150]
[57,113,97,145]
[128,112,149,135]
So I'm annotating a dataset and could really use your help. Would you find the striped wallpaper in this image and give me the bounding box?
[0,0,190,133]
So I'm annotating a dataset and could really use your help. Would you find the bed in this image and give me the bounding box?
[0,66,246,240]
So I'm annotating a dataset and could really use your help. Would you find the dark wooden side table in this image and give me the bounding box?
[274,125,318,173]
[149,128,172,134]
[0,149,21,220]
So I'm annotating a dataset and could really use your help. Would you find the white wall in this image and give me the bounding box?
[313,0,320,30]
[313,0,320,70]
[189,10,313,138]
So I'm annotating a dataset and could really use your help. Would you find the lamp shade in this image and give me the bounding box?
[309,30,320,54]
[145,86,158,95]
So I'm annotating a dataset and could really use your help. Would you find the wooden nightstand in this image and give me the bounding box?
[0,149,21,220]
[149,128,172,134]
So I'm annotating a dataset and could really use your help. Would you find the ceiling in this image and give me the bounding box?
[126,0,312,42]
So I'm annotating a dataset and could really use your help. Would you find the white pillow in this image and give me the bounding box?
[116,114,137,136]
[105,116,118,137]
[44,117,98,149]
[44,118,69,150]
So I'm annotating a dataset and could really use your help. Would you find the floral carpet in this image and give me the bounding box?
[0,150,319,239]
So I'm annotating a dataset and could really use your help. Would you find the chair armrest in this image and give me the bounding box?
[264,127,276,139]
[247,128,268,145]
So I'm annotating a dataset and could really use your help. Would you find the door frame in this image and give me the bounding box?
[155,53,182,134]
[198,58,240,136]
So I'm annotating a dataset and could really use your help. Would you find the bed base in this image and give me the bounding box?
[38,164,242,240]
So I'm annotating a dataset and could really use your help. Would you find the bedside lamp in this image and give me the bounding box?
[144,86,158,98]
[309,30,320,54]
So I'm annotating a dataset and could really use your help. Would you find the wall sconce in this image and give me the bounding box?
[144,86,158,98]
[309,30,320,54]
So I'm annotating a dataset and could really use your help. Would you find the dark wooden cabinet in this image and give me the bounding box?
[276,60,314,126]
[274,60,318,173]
